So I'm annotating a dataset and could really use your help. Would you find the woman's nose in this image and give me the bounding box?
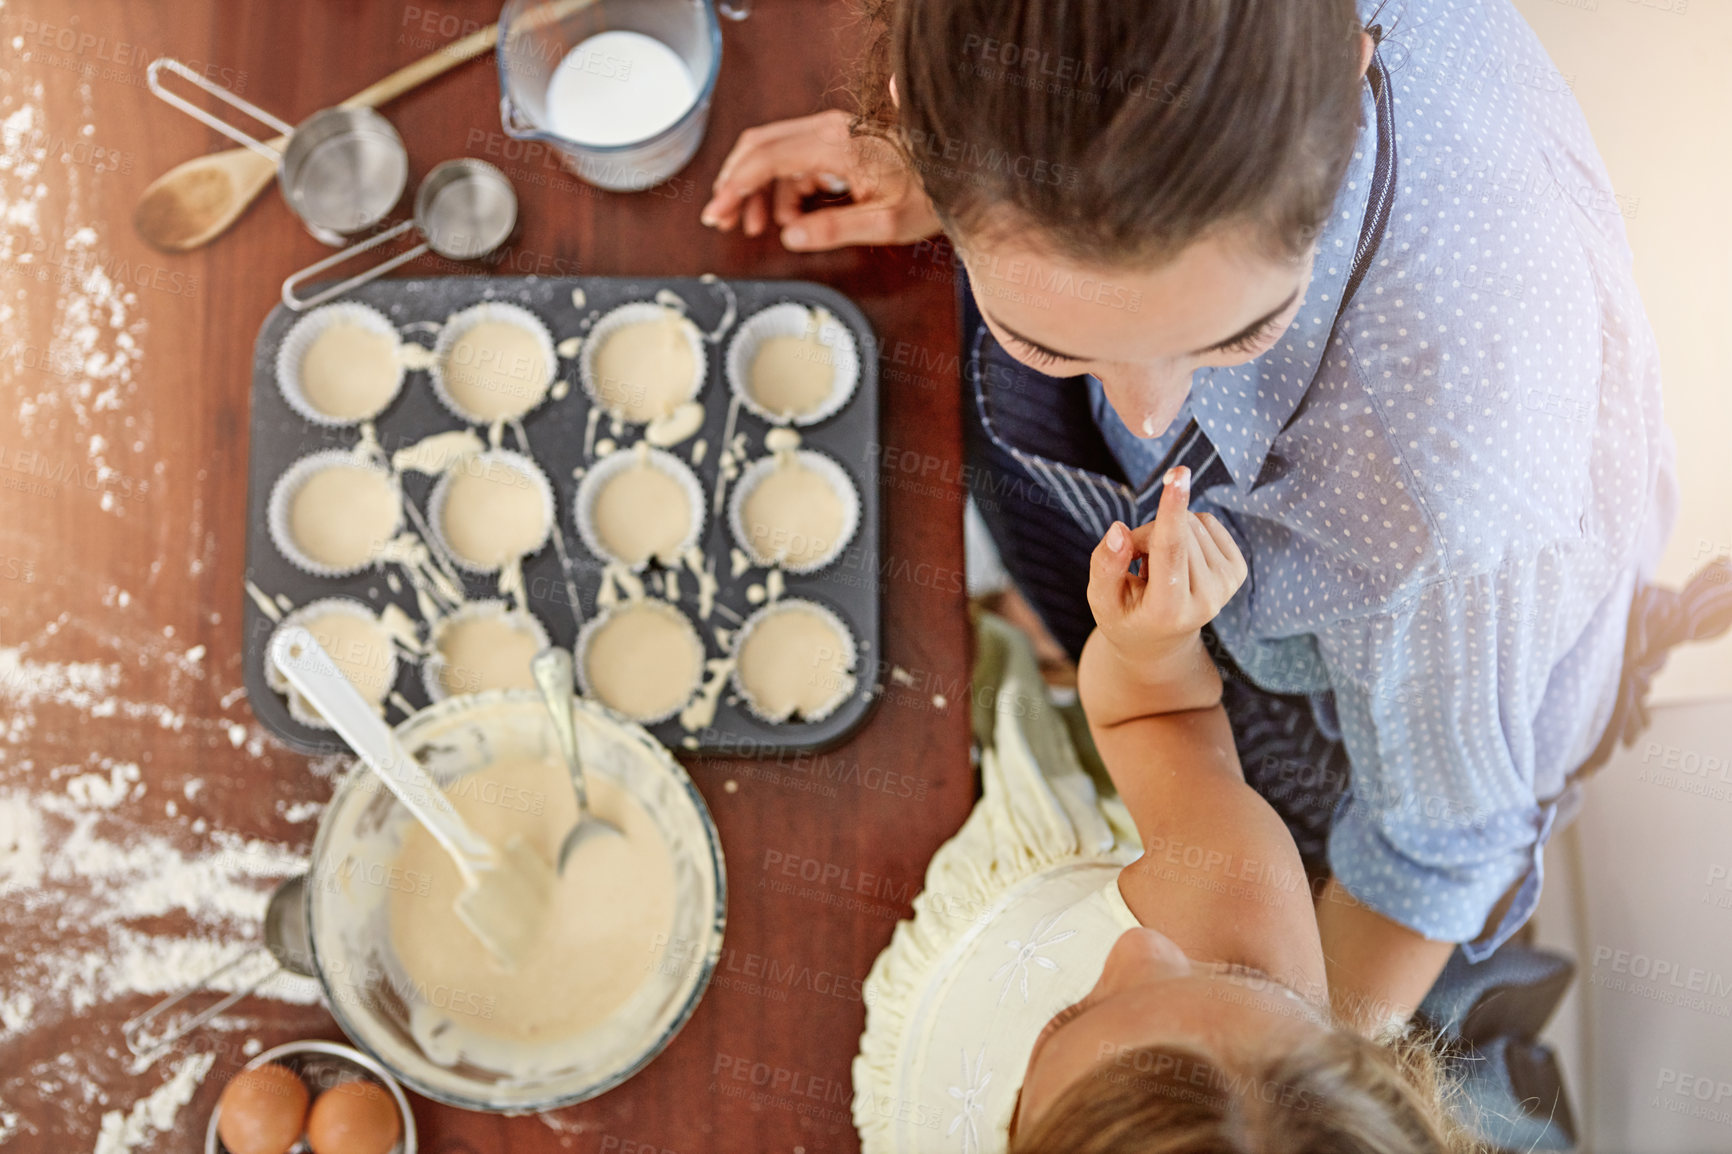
[1096,365,1191,438]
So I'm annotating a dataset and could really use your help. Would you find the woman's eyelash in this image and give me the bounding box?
[1007,314,1284,367]
[1216,317,1284,355]
[1011,339,1070,368]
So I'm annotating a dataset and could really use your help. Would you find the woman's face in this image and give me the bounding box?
[1012,928,1329,1134]
[959,228,1315,439]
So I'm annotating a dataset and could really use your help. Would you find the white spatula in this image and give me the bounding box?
[271,626,553,971]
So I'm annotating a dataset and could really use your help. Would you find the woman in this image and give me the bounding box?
[706,0,1691,1033]
[704,0,1728,1148]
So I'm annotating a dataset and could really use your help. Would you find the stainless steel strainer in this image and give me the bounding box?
[281,159,519,311]
[147,58,409,245]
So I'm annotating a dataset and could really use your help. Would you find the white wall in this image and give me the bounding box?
[1536,699,1732,1153]
[1505,12,1731,1146]
[1511,0,1732,703]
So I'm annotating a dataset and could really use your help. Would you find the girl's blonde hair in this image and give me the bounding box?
[1011,1030,1484,1154]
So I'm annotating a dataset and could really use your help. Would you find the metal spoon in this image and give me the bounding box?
[124,874,314,1059]
[531,648,623,873]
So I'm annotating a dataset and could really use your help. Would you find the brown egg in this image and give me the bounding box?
[216,1062,310,1154]
[305,1078,402,1154]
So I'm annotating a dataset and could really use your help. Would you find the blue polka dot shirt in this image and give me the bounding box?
[1094,0,1679,960]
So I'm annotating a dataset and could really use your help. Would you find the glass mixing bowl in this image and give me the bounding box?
[304,690,726,1112]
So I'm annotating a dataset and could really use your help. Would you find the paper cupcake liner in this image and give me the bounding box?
[420,599,551,703]
[729,598,858,725]
[574,599,706,726]
[578,302,707,424]
[267,449,404,578]
[425,449,557,574]
[726,447,861,575]
[274,301,406,427]
[265,597,400,730]
[573,445,707,571]
[429,300,559,425]
[725,301,860,427]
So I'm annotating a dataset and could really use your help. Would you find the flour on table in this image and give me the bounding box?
[91,1053,214,1154]
[1,82,150,520]
[0,63,317,1151]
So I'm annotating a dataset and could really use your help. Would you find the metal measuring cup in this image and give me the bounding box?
[122,874,315,1061]
[280,158,519,312]
[147,58,409,245]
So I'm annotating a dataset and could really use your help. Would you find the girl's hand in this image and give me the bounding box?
[1087,466,1249,667]
[699,110,942,251]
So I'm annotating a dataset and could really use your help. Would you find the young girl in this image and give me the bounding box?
[852,470,1478,1151]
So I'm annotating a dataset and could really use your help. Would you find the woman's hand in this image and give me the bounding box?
[1087,466,1249,671]
[699,110,942,251]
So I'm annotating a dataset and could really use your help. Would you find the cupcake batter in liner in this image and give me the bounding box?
[725,302,860,427]
[727,448,860,574]
[421,600,551,701]
[574,443,706,570]
[265,597,400,729]
[427,449,556,573]
[730,599,857,724]
[575,600,706,725]
[579,302,706,424]
[275,301,407,425]
[268,450,404,577]
[431,301,559,425]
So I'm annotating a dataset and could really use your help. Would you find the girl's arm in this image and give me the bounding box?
[1076,468,1246,801]
[1077,473,1325,988]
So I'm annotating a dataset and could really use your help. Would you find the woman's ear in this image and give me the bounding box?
[1357,31,1375,78]
[889,74,899,108]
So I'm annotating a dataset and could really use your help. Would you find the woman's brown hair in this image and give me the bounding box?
[856,0,1369,266]
[1010,1033,1484,1154]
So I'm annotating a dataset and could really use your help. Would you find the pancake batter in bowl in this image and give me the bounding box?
[387,755,676,1046]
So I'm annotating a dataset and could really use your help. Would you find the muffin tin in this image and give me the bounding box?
[243,276,880,756]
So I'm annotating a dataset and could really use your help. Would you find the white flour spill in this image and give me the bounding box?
[0,44,332,1152]
[1,70,150,522]
[0,785,315,1030]
[91,1053,214,1154]
[0,641,206,738]
[0,732,322,1146]
[278,800,324,824]
[0,626,324,1146]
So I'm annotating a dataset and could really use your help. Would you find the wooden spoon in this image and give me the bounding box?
[134,22,498,253]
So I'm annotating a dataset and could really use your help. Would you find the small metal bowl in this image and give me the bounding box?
[205,1039,417,1154]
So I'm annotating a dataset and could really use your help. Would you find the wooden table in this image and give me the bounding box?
[0,2,971,1149]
